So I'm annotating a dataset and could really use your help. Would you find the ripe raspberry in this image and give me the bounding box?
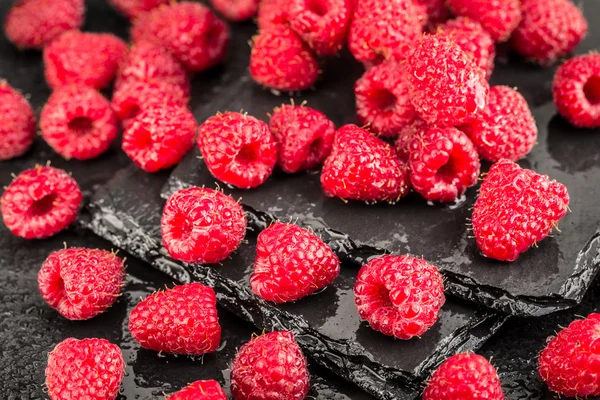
[4,0,84,50]
[472,159,570,262]
[354,255,445,340]
[108,0,170,19]
[538,314,600,397]
[321,124,410,202]
[0,81,36,160]
[251,222,340,303]
[269,103,336,173]
[423,353,503,400]
[122,105,197,173]
[512,0,588,66]
[40,85,118,160]
[231,331,310,400]
[129,283,221,355]
[209,0,259,21]
[257,0,288,29]
[406,35,489,127]
[461,86,537,162]
[197,112,279,189]
[38,248,125,320]
[354,61,415,138]
[413,0,450,25]
[167,380,227,400]
[446,0,522,42]
[1,166,82,239]
[43,30,128,90]
[46,338,124,400]
[553,53,600,128]
[250,25,319,92]
[394,118,428,163]
[131,2,230,72]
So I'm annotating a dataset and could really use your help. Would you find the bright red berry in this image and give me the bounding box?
[472,159,570,262]
[38,248,125,320]
[269,103,336,173]
[0,81,36,160]
[231,331,310,400]
[413,0,450,25]
[257,0,288,29]
[46,338,124,400]
[197,112,279,189]
[446,0,521,42]
[394,118,428,163]
[553,53,600,128]
[1,166,82,239]
[209,0,259,21]
[538,314,600,397]
[423,353,504,400]
[129,283,221,355]
[354,255,445,340]
[167,380,227,400]
[108,0,170,19]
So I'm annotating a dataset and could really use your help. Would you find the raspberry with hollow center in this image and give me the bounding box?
[108,0,170,19]
[414,0,450,25]
[446,0,522,42]
[0,80,36,160]
[209,0,259,21]
[167,380,227,400]
[257,0,288,29]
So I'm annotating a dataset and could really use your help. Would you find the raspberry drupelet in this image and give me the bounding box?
[0,81,36,160]
[108,0,170,19]
[209,0,259,21]
[446,0,522,42]
[257,0,288,29]
[167,380,227,400]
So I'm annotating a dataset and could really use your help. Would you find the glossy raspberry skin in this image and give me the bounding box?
[461,86,537,162]
[446,0,522,42]
[108,0,170,19]
[539,313,600,397]
[407,35,489,127]
[45,338,124,400]
[38,248,125,320]
[129,283,221,355]
[269,104,336,173]
[197,112,279,189]
[413,0,450,25]
[1,166,82,239]
[167,380,227,400]
[0,81,36,160]
[231,331,310,400]
[210,0,259,21]
[354,255,445,340]
[395,118,428,163]
[553,53,600,128]
[423,353,503,400]
[257,0,288,29]
[472,160,570,262]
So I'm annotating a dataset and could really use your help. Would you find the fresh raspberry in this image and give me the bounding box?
[423,353,504,400]
[269,103,336,173]
[538,314,600,397]
[197,112,279,189]
[321,124,410,202]
[552,53,600,128]
[231,331,310,400]
[394,118,428,163]
[413,0,450,25]
[512,0,588,66]
[1,166,82,239]
[167,380,227,400]
[209,0,259,21]
[446,0,522,42]
[108,0,170,19]
[0,81,36,160]
[251,222,340,303]
[122,105,197,173]
[354,61,415,138]
[354,255,445,340]
[38,248,125,320]
[461,86,537,162]
[406,35,489,127]
[131,2,230,72]
[40,85,118,161]
[43,30,128,90]
[257,0,288,29]
[250,25,319,92]
[129,283,221,355]
[472,159,570,262]
[4,0,84,50]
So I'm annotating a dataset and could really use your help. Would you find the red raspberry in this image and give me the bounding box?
[4,0,84,50]
[446,0,521,42]
[122,105,197,173]
[43,30,128,90]
[40,85,118,161]
[0,81,36,160]
[251,222,340,303]
[250,25,319,92]
[231,331,310,400]
[167,380,227,400]
[413,0,450,25]
[161,187,247,264]
[269,103,336,173]
[354,61,415,138]
[257,0,288,29]
[423,353,503,400]
[209,0,259,21]
[131,2,230,72]
[38,248,125,320]
[538,314,600,397]
[461,86,537,162]
[472,159,570,262]
[553,53,600,128]
[321,124,410,202]
[394,118,428,163]
[512,0,588,66]
[407,35,489,127]
[197,112,279,189]
[129,283,221,355]
[354,255,445,340]
[1,166,82,239]
[108,0,170,19]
